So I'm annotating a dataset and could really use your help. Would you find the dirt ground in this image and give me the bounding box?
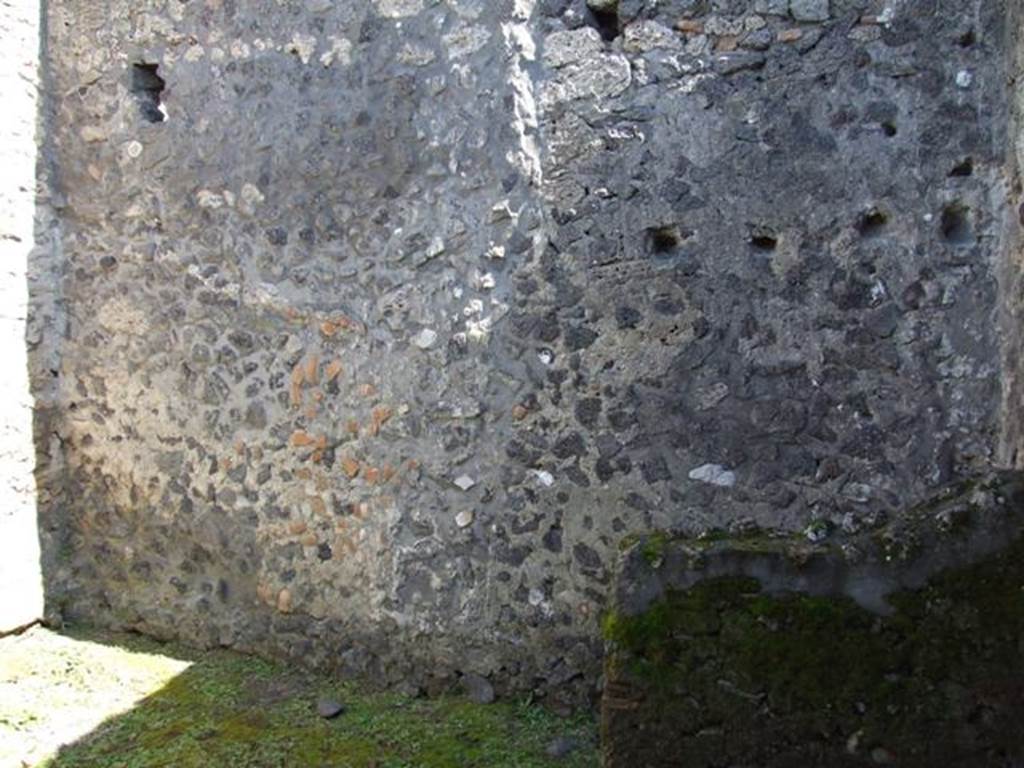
[0,625,597,768]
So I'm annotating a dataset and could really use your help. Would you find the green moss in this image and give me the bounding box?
[622,527,810,561]
[603,536,1024,764]
[639,531,672,565]
[36,630,597,768]
[617,532,642,551]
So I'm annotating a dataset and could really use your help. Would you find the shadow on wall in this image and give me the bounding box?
[0,0,47,634]
[26,0,71,633]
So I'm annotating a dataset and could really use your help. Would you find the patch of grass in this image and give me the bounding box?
[21,629,597,768]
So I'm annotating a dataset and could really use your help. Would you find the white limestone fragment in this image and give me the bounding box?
[804,520,831,542]
[465,316,492,342]
[320,37,353,67]
[491,201,515,222]
[474,271,496,290]
[287,33,318,65]
[196,189,225,209]
[455,510,475,528]
[622,21,682,53]
[412,328,438,349]
[540,54,631,107]
[530,469,555,487]
[241,183,265,208]
[544,28,604,69]
[688,463,737,487]
[374,0,424,18]
[454,474,476,491]
[427,236,446,258]
[230,40,251,59]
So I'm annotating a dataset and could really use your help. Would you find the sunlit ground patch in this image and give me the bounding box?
[0,627,193,767]
[0,626,597,768]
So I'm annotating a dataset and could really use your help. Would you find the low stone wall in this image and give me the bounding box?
[602,472,1024,767]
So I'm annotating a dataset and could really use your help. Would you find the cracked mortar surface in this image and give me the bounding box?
[33,0,1024,705]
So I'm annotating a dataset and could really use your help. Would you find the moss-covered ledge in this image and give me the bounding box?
[601,471,1024,768]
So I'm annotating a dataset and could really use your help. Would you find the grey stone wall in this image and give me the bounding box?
[36,0,1022,704]
[999,0,1024,467]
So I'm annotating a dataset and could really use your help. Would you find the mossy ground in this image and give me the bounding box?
[0,626,597,768]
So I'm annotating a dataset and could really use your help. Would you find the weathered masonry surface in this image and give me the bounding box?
[32,0,1024,707]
